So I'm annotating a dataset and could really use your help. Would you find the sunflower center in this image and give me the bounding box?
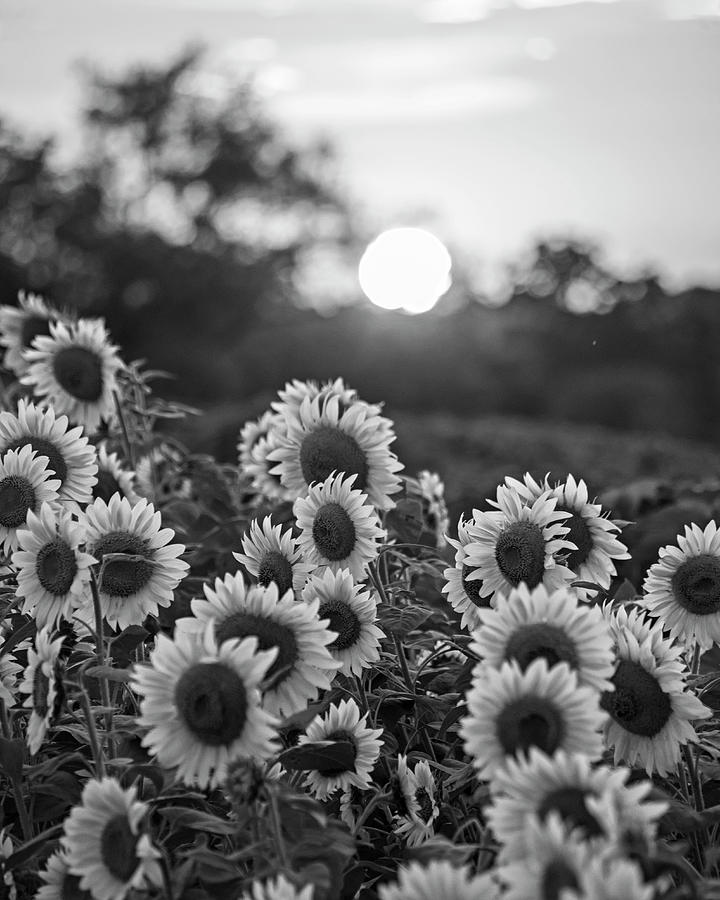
[32,668,50,717]
[93,469,122,504]
[52,347,103,402]
[300,426,369,490]
[496,695,565,757]
[504,623,579,672]
[20,314,52,349]
[215,613,298,689]
[99,814,140,882]
[559,508,594,570]
[462,564,491,609]
[0,475,36,528]
[537,786,603,838]
[541,859,580,900]
[4,436,68,484]
[35,538,79,596]
[175,661,248,746]
[323,728,357,775]
[318,599,362,651]
[671,554,720,616]
[415,786,434,823]
[257,550,294,596]
[312,502,357,561]
[61,871,93,899]
[92,532,155,598]
[600,660,672,737]
[494,522,547,588]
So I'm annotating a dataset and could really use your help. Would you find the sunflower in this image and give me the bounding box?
[13,502,96,630]
[462,485,576,607]
[239,874,314,900]
[131,624,280,789]
[442,513,492,631]
[271,377,359,419]
[601,607,711,776]
[294,472,385,580]
[234,515,314,596]
[642,519,720,652]
[0,445,61,554]
[300,698,383,800]
[238,410,281,474]
[238,411,291,502]
[487,749,666,863]
[22,318,124,434]
[301,568,384,676]
[0,399,98,506]
[62,777,161,900]
[36,850,93,900]
[0,290,66,376]
[498,812,598,900]
[416,470,450,549]
[0,653,22,709]
[378,861,500,900]
[133,443,187,504]
[572,856,655,900]
[460,658,605,782]
[471,583,615,692]
[92,444,140,506]
[177,575,340,717]
[394,756,439,847]
[269,392,403,511]
[80,494,188,631]
[18,627,64,754]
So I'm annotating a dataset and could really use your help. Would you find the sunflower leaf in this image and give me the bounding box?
[278,740,356,773]
[378,605,431,638]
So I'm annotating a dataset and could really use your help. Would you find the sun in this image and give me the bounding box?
[358,227,452,314]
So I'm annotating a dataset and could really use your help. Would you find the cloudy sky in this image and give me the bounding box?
[1,0,719,290]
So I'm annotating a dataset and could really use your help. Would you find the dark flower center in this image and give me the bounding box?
[61,871,93,899]
[92,532,154,598]
[494,522,547,588]
[415,786,435,823]
[559,508,594,571]
[0,475,36,528]
[300,426,369,490]
[537,786,603,838]
[32,668,50,717]
[175,661,248,746]
[4,436,68,484]
[318,598,362,651]
[99,814,140,882]
[93,469,122,504]
[600,659,672,737]
[312,502,357,561]
[36,537,78,596]
[215,612,298,689]
[20,314,52,350]
[323,728,357,776]
[257,550,294,596]
[52,347,103,402]
[504,623,579,672]
[462,564,491,609]
[542,859,580,900]
[496,695,565,757]
[671,554,720,616]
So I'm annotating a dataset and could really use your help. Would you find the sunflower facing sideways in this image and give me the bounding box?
[18,627,65,755]
[442,513,492,632]
[131,624,280,789]
[234,515,314,597]
[92,444,139,506]
[394,755,440,847]
[0,290,67,376]
[0,444,61,554]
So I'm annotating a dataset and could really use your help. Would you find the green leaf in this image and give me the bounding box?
[278,740,356,774]
[0,736,25,781]
[85,665,132,683]
[6,824,63,870]
[378,605,431,638]
[157,807,238,835]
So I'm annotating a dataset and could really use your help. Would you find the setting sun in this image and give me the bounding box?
[358,227,452,314]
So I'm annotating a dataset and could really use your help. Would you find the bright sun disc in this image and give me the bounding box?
[358,227,452,314]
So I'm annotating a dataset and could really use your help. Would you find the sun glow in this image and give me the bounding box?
[358,227,452,314]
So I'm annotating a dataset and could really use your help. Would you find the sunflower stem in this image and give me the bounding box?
[113,389,136,469]
[0,700,32,841]
[355,673,369,714]
[89,570,115,758]
[684,743,705,811]
[266,784,290,870]
[0,698,11,739]
[351,788,391,837]
[78,686,106,779]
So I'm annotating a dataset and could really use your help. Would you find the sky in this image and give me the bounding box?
[1,0,719,293]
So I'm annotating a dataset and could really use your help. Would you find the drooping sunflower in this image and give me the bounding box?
[36,849,94,900]
[239,874,314,900]
[18,627,65,754]
[294,472,385,580]
[460,658,605,782]
[80,494,188,631]
[642,519,720,652]
[92,444,140,506]
[301,568,384,677]
[234,515,314,596]
[394,755,439,848]
[471,583,615,692]
[177,575,340,717]
[462,485,576,607]
[0,444,61,555]
[131,624,280,789]
[300,698,383,800]
[270,393,403,511]
[487,748,666,863]
[0,399,97,506]
[13,502,96,630]
[22,318,124,434]
[0,290,66,376]
[601,607,711,776]
[378,860,500,900]
[62,777,161,900]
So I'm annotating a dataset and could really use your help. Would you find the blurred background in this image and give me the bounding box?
[1,0,719,526]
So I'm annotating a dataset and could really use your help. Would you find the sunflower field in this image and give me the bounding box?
[0,291,718,900]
